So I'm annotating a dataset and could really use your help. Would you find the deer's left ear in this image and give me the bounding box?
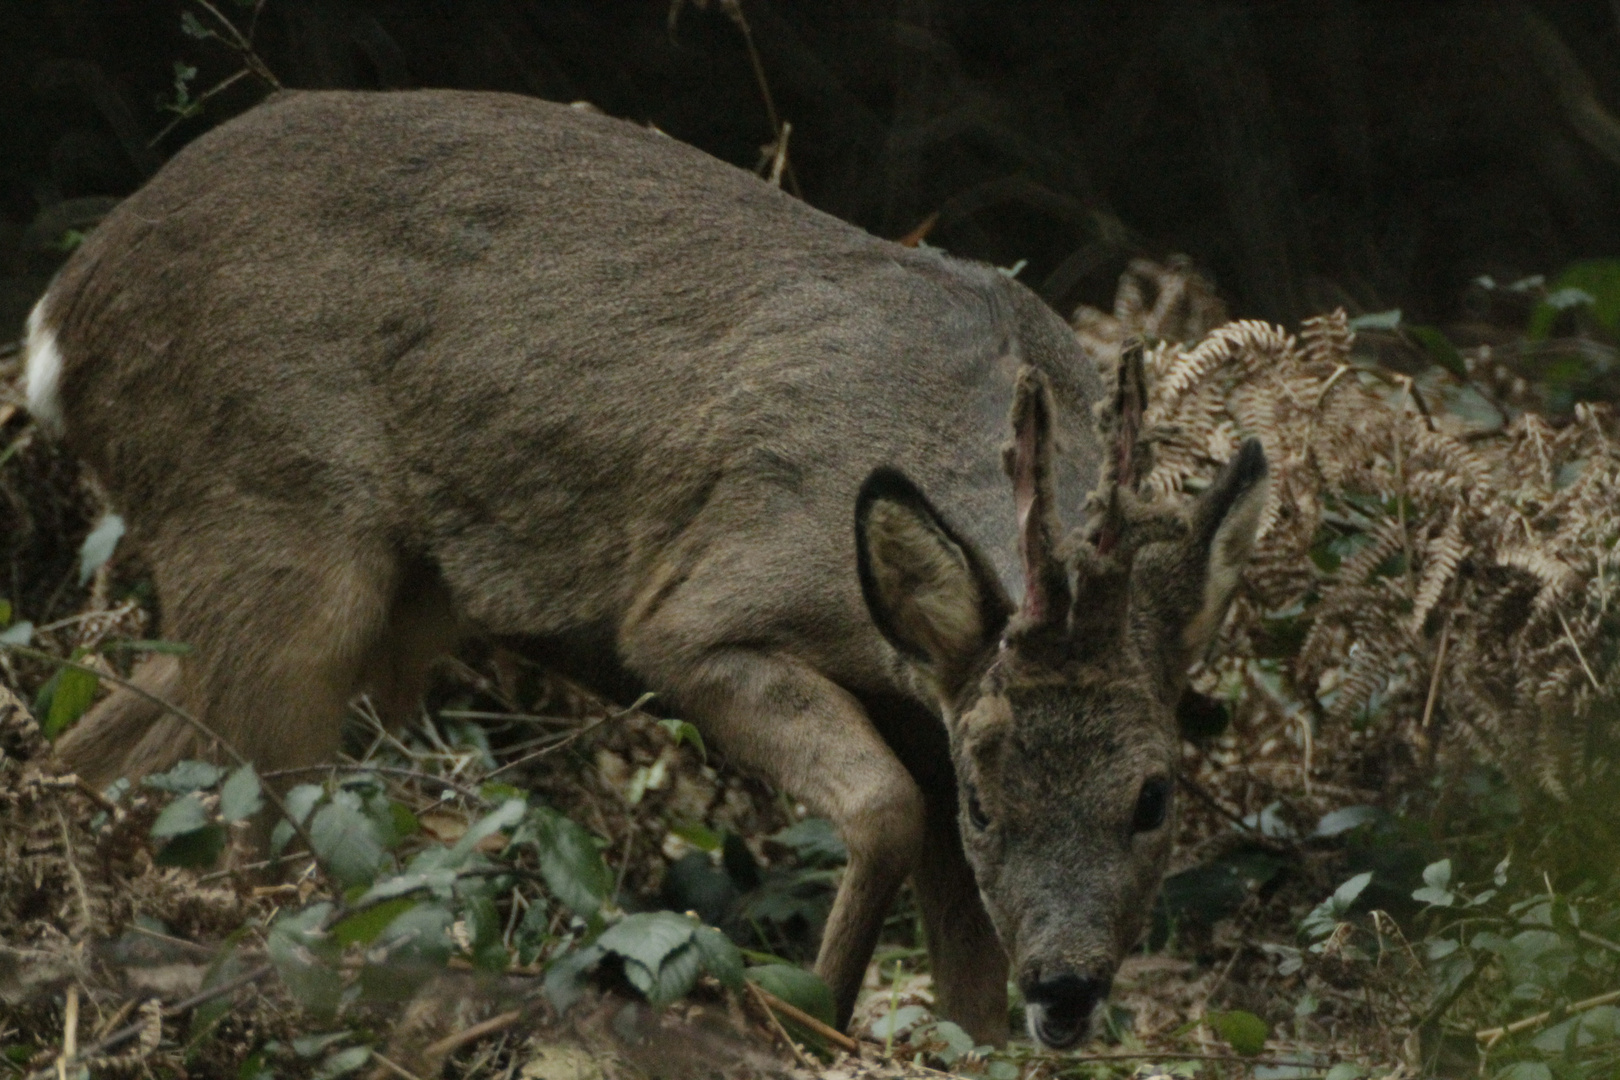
[1131,439,1267,695]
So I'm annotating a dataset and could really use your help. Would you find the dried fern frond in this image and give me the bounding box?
[1094,280,1620,798]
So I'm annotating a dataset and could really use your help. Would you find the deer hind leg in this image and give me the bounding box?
[623,633,925,1030]
[56,519,401,787]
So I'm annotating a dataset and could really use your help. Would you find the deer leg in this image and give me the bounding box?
[628,643,926,1030]
[54,653,181,789]
[58,520,398,786]
[911,791,1010,1044]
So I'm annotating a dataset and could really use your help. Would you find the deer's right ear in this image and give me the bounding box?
[856,468,1009,686]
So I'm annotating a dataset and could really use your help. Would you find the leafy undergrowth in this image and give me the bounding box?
[7,262,1620,1080]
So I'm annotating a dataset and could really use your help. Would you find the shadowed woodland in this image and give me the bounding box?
[8,3,1620,1079]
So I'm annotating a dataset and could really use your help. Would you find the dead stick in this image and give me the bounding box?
[748,984,859,1055]
[1477,986,1620,1046]
[747,983,817,1068]
[420,1009,522,1059]
[28,965,273,1080]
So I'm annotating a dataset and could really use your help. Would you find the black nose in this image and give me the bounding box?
[1024,973,1110,1048]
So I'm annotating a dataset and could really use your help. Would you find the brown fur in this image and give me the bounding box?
[30,89,1263,1046]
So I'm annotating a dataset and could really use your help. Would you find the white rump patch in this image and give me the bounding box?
[23,295,64,435]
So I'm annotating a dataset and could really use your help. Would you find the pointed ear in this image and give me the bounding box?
[1131,438,1268,694]
[856,468,1009,687]
[1182,437,1269,656]
[1004,366,1071,629]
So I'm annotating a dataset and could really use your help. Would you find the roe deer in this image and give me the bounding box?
[24,90,1266,1047]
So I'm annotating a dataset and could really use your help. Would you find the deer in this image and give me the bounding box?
[23,89,1266,1048]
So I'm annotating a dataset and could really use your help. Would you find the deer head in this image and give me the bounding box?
[856,350,1266,1047]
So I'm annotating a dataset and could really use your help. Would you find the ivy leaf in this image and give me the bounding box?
[1208,1009,1269,1056]
[312,1046,371,1079]
[220,764,264,823]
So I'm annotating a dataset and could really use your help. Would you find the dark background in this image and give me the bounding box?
[5,0,1620,338]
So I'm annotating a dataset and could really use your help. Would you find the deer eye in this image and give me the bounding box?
[1132,776,1171,833]
[965,784,991,831]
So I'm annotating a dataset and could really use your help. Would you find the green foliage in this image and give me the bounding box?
[1207,1009,1270,1056]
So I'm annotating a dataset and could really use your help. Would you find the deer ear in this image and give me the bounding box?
[1131,438,1267,695]
[1182,438,1268,656]
[856,468,1009,686]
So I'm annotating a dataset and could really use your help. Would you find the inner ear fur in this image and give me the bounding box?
[1131,438,1268,694]
[856,468,1009,686]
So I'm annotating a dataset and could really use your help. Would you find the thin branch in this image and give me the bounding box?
[28,965,274,1080]
[420,1010,522,1059]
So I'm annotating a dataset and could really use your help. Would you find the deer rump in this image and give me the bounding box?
[32,90,1127,1043]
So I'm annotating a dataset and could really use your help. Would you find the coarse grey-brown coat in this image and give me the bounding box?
[27,89,1265,1047]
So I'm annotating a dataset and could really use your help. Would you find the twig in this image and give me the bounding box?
[749,984,858,1055]
[1555,609,1602,692]
[370,1050,429,1080]
[1476,986,1620,1047]
[56,986,78,1080]
[721,0,802,198]
[259,763,486,804]
[27,965,273,1080]
[485,715,609,778]
[420,1010,522,1059]
[1420,615,1451,739]
[747,982,818,1067]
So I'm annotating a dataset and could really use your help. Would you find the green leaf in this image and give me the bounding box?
[771,818,848,867]
[313,1045,371,1079]
[267,904,341,1016]
[528,808,611,918]
[1301,871,1372,938]
[448,798,526,864]
[152,793,211,838]
[145,760,226,794]
[1208,1009,1269,1056]
[1412,858,1455,907]
[544,942,605,1014]
[465,892,509,971]
[154,824,226,868]
[309,796,386,887]
[1494,1064,1552,1080]
[331,899,418,947]
[692,924,744,991]
[45,664,98,738]
[657,718,707,760]
[598,911,698,978]
[220,764,264,823]
[670,820,723,852]
[1349,308,1401,330]
[1405,325,1468,379]
[643,940,704,1008]
[872,1004,929,1039]
[0,619,31,646]
[77,513,124,585]
[745,964,836,1027]
[1324,1066,1369,1080]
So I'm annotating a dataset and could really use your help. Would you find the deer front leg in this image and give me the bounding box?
[640,647,926,1029]
[912,790,1009,1044]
